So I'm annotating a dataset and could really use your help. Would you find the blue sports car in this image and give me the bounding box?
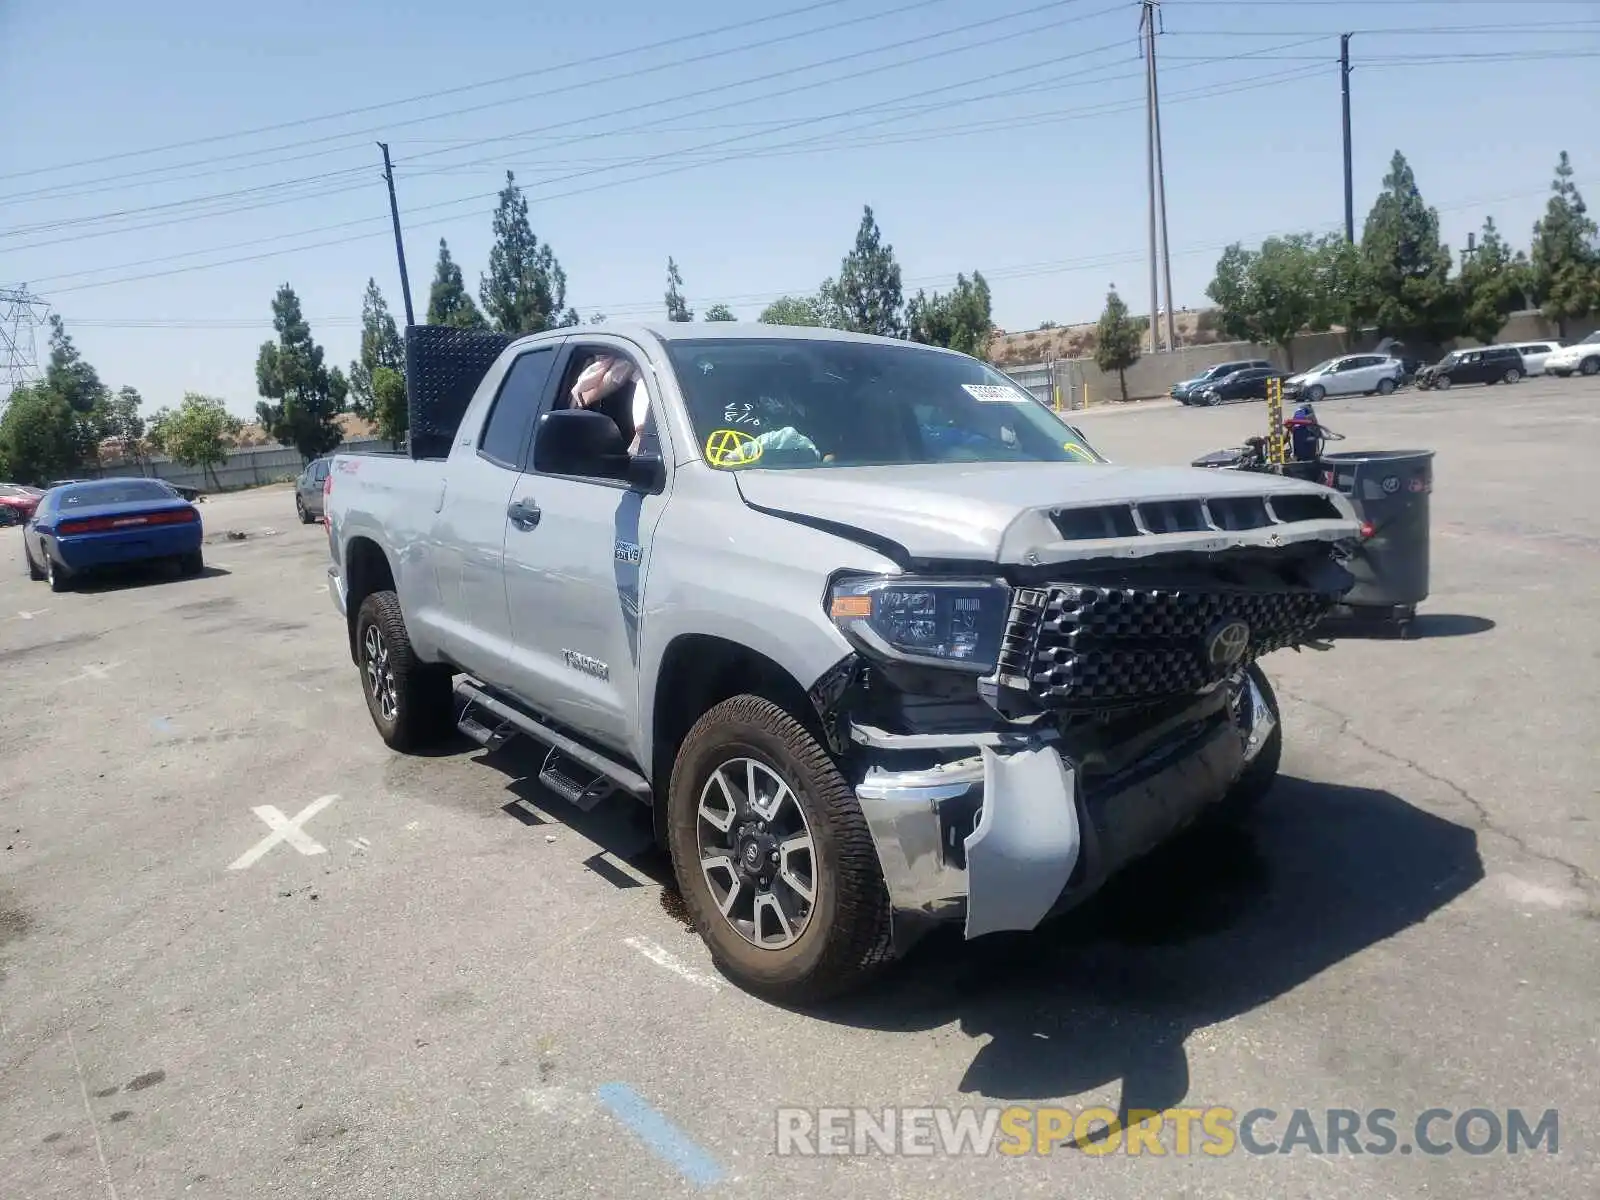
[23,478,205,592]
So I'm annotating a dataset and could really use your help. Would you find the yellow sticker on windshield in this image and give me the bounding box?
[705,428,762,467]
[1062,441,1094,461]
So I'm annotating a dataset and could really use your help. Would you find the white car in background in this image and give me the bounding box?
[1497,341,1562,376]
[1284,353,1404,401]
[1543,332,1600,378]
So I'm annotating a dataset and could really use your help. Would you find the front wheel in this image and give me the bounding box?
[667,695,891,1004]
[1211,663,1283,823]
[1435,375,1453,391]
[296,496,313,524]
[1305,384,1325,402]
[1377,377,1396,396]
[353,590,456,751]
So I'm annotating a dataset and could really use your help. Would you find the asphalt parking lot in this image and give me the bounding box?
[3,374,1597,1199]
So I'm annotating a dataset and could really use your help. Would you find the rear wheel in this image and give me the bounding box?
[354,590,456,751]
[47,556,72,593]
[178,550,205,577]
[667,695,891,1004]
[1503,368,1522,384]
[1377,377,1396,396]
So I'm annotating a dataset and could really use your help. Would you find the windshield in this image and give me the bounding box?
[664,338,1103,469]
[58,479,180,507]
[1301,359,1336,376]
[1581,332,1600,346]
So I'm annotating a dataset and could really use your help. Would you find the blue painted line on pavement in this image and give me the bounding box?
[596,1082,727,1187]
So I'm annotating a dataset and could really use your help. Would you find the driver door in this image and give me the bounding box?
[500,336,673,753]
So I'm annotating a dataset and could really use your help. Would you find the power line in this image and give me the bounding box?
[35,36,1298,295]
[0,0,885,185]
[14,3,1128,261]
[0,0,1003,208]
[3,0,1099,237]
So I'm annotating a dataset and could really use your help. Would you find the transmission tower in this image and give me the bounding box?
[1,285,52,394]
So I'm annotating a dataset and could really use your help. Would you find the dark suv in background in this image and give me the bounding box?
[1417,345,1526,390]
[294,457,332,523]
[1171,358,1274,405]
[1194,365,1291,406]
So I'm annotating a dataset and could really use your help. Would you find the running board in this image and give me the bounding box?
[538,746,616,812]
[454,680,652,799]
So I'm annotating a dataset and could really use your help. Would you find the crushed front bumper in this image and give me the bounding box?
[854,676,1274,947]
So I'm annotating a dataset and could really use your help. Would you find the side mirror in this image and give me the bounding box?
[532,408,664,491]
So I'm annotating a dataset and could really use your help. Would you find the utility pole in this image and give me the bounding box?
[378,143,416,328]
[1140,1,1161,353]
[1340,34,1354,243]
[1150,4,1177,356]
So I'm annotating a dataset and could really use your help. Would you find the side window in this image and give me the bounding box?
[313,461,329,481]
[479,347,558,468]
[550,345,652,454]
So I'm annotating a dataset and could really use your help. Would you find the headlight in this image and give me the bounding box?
[827,575,1011,672]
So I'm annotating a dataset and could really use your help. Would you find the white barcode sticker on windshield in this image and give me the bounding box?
[962,384,1029,403]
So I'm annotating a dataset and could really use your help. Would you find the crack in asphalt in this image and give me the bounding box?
[1281,687,1597,897]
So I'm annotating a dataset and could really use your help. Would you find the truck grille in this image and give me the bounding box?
[992,582,1336,707]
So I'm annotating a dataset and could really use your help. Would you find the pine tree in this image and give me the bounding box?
[426,239,488,329]
[823,205,905,337]
[1357,150,1461,344]
[349,278,405,420]
[480,171,578,334]
[906,272,993,358]
[1094,287,1145,402]
[1458,218,1530,345]
[255,284,349,461]
[1530,151,1600,338]
[665,257,693,322]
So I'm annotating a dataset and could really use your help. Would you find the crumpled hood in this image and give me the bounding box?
[733,461,1360,566]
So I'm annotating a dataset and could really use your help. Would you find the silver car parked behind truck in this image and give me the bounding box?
[324,323,1362,1002]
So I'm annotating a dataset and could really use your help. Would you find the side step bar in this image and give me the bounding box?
[455,680,652,800]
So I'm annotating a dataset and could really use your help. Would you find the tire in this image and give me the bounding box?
[25,539,45,582]
[354,590,456,751]
[296,496,313,524]
[1580,357,1600,377]
[666,695,892,1004]
[1377,377,1396,396]
[179,550,205,577]
[1211,663,1283,823]
[47,556,72,593]
[1503,368,1521,384]
[1305,384,1325,402]
[1435,375,1453,391]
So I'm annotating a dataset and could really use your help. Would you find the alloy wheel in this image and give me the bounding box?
[695,757,817,950]
[363,622,398,723]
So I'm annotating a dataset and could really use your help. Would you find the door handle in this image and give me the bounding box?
[507,498,541,530]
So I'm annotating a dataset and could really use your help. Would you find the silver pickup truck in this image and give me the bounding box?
[325,322,1361,1002]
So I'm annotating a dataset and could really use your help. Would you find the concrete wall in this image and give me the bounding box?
[88,436,396,492]
[1013,311,1600,405]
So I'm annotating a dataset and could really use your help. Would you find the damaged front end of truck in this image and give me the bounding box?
[800,487,1362,954]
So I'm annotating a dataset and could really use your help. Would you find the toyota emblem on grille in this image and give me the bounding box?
[1205,619,1251,669]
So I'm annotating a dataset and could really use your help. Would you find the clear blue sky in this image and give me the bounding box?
[2,0,1596,417]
